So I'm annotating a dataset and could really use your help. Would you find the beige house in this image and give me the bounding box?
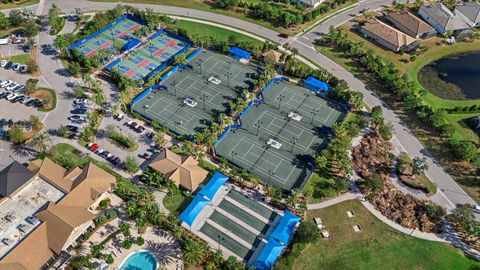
[385,11,437,39]
[262,50,283,65]
[149,148,208,192]
[0,158,116,270]
[359,19,419,52]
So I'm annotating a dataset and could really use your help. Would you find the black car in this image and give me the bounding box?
[100,151,110,158]
[111,157,121,165]
[4,62,13,70]
[25,99,37,106]
[71,108,87,115]
[0,92,9,98]
[12,95,25,102]
[136,125,145,133]
[66,125,79,133]
[32,100,44,107]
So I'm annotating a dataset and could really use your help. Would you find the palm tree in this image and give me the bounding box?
[29,133,51,153]
[183,238,207,267]
[154,133,167,148]
[29,115,42,131]
[82,73,92,89]
[57,125,70,138]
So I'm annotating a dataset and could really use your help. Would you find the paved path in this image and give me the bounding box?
[308,192,356,210]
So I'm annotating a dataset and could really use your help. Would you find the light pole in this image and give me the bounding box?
[172,80,177,97]
[255,120,263,136]
[231,151,238,164]
[202,94,208,111]
[198,58,205,75]
[277,95,285,110]
[311,108,319,125]
[291,137,296,153]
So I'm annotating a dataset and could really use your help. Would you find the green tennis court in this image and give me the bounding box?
[227,189,278,221]
[132,50,260,137]
[218,200,269,234]
[210,211,258,245]
[215,80,347,191]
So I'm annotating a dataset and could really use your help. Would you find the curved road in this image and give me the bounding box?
[3,0,476,210]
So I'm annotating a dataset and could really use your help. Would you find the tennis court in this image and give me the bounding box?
[131,50,260,137]
[215,80,347,191]
[70,15,146,58]
[108,30,191,81]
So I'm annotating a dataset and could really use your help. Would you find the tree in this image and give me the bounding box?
[74,8,83,22]
[20,20,39,37]
[370,105,384,128]
[8,125,25,144]
[222,256,245,270]
[8,9,23,26]
[412,156,428,175]
[73,86,85,99]
[124,155,140,174]
[25,78,38,93]
[26,60,38,74]
[57,125,70,138]
[182,238,207,267]
[425,204,446,220]
[29,133,50,153]
[295,220,320,243]
[0,13,10,29]
[68,62,81,77]
[29,115,41,131]
[154,133,166,148]
[450,204,474,227]
[362,173,383,194]
[378,122,393,141]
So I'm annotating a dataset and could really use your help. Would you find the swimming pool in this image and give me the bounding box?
[120,251,157,270]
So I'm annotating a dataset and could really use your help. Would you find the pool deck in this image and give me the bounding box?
[78,195,183,270]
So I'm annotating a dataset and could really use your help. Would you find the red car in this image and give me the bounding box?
[88,143,99,152]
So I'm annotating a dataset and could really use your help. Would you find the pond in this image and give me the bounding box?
[418,52,480,100]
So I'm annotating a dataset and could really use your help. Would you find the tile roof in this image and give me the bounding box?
[149,149,208,191]
[386,10,435,36]
[361,19,417,48]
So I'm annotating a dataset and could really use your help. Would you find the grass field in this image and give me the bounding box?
[6,54,31,65]
[90,0,356,35]
[176,20,264,47]
[0,0,39,10]
[163,192,187,213]
[31,87,57,112]
[277,200,480,270]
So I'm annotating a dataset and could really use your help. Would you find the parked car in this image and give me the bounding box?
[87,143,99,152]
[74,98,89,105]
[12,95,25,102]
[139,153,151,160]
[6,83,19,91]
[0,60,7,67]
[68,115,86,123]
[6,93,18,101]
[25,99,38,106]
[0,80,12,88]
[111,157,121,165]
[71,108,87,115]
[135,125,145,133]
[0,92,9,98]
[66,125,79,133]
[12,63,20,71]
[278,33,289,38]
[32,100,43,108]
[115,113,125,120]
[4,61,13,70]
[21,97,32,104]
[19,65,27,73]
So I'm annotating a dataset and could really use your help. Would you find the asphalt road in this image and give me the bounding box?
[2,0,475,210]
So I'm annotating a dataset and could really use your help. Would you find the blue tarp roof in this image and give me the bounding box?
[179,195,210,227]
[304,76,329,92]
[270,210,301,245]
[228,47,252,59]
[199,171,229,200]
[252,238,286,270]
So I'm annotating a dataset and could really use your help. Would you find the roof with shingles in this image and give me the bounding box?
[386,10,435,36]
[0,161,35,197]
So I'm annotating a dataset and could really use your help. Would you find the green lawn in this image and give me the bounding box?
[163,192,188,213]
[305,173,338,203]
[7,54,31,65]
[0,0,39,10]
[277,200,480,270]
[176,20,264,47]
[90,0,356,35]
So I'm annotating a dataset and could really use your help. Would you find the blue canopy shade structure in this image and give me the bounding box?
[179,195,210,227]
[199,171,229,200]
[228,47,252,60]
[270,210,301,245]
[252,238,286,270]
[303,76,330,93]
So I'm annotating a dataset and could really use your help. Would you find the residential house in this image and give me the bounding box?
[455,1,480,28]
[0,161,35,198]
[292,0,325,9]
[0,158,116,270]
[418,2,470,35]
[359,19,419,52]
[149,148,208,192]
[385,10,437,39]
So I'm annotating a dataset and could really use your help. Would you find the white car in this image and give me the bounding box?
[74,98,89,105]
[21,96,32,104]
[183,98,197,107]
[288,111,303,121]
[0,80,13,88]
[6,93,18,101]
[12,63,20,71]
[208,76,221,85]
[267,138,282,149]
[0,60,7,67]
[6,83,19,91]
[68,115,86,123]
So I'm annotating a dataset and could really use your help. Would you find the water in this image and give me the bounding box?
[120,251,157,270]
[418,52,480,100]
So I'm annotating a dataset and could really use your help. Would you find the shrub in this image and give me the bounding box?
[99,199,109,208]
[136,236,144,246]
[122,239,132,249]
[124,155,140,174]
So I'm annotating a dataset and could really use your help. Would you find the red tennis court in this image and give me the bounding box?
[100,42,113,49]
[129,24,140,31]
[167,40,177,48]
[117,32,128,39]
[85,50,98,58]
[137,59,151,68]
[125,69,137,78]
[154,48,166,56]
